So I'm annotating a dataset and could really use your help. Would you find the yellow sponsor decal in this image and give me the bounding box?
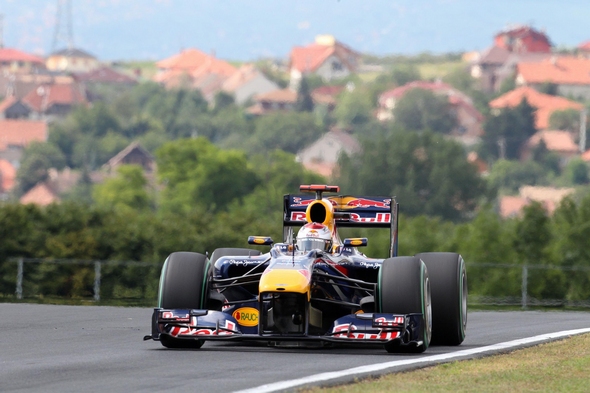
[232,307,259,327]
[350,239,363,246]
[253,237,265,244]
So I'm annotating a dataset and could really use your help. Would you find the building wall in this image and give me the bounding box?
[234,74,279,105]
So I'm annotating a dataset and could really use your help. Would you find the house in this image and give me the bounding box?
[0,96,31,119]
[489,86,584,130]
[72,65,137,85]
[310,85,344,113]
[20,182,60,206]
[0,119,48,167]
[0,48,46,73]
[102,141,155,175]
[0,159,17,196]
[0,71,75,100]
[499,186,575,218]
[377,80,484,146]
[578,40,590,58]
[470,25,552,92]
[516,56,590,100]
[289,35,360,88]
[220,64,279,105]
[246,88,297,115]
[296,128,360,178]
[46,48,100,73]
[153,48,236,96]
[493,25,552,53]
[521,130,580,164]
[21,82,87,119]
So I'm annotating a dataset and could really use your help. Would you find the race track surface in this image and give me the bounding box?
[1,303,589,392]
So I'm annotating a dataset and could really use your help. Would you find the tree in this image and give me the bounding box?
[244,112,323,154]
[392,88,457,133]
[295,76,314,112]
[15,142,67,195]
[92,165,153,212]
[481,98,537,160]
[333,88,373,127]
[549,108,585,133]
[486,159,547,194]
[335,130,486,221]
[156,137,260,214]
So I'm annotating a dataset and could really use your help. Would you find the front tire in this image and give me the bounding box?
[416,252,467,346]
[158,252,209,349]
[378,256,431,353]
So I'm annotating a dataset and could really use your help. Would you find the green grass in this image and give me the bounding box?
[303,333,590,393]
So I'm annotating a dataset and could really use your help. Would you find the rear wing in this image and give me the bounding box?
[283,194,399,257]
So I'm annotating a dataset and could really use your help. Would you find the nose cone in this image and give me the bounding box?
[259,269,311,295]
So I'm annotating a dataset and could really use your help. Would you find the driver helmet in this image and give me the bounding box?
[296,222,333,252]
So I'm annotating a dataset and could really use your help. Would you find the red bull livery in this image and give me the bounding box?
[145,185,468,353]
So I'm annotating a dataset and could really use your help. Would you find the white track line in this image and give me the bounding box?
[234,328,590,393]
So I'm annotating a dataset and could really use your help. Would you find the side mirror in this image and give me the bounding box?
[248,236,274,246]
[343,238,368,247]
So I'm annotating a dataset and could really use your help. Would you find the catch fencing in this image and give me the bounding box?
[2,258,590,308]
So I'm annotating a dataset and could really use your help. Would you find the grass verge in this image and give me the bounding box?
[303,333,590,393]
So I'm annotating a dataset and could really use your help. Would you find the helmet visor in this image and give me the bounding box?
[297,238,328,252]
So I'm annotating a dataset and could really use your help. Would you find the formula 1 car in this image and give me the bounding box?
[144,185,467,353]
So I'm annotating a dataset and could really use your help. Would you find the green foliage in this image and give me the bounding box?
[93,165,153,213]
[156,137,260,214]
[295,76,314,112]
[15,141,67,195]
[392,88,457,133]
[336,129,486,221]
[481,98,537,160]
[333,87,373,127]
[487,159,547,194]
[549,108,582,132]
[245,112,323,154]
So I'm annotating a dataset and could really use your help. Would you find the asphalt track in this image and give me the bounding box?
[1,304,589,392]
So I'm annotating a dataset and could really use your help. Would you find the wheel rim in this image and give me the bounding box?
[460,265,468,336]
[424,274,432,346]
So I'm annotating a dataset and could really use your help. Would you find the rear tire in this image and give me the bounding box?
[158,252,209,349]
[378,256,431,353]
[416,252,467,346]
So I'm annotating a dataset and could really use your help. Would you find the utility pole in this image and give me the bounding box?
[497,137,506,159]
[51,0,74,52]
[580,109,587,153]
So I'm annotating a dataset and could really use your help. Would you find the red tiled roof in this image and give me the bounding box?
[0,48,45,64]
[19,182,59,205]
[0,119,47,149]
[517,56,590,85]
[499,195,529,218]
[156,48,210,70]
[221,64,259,92]
[290,39,358,73]
[0,159,16,192]
[73,66,137,84]
[526,130,579,153]
[22,83,87,112]
[254,88,297,103]
[489,86,583,129]
[579,41,590,51]
[581,149,590,162]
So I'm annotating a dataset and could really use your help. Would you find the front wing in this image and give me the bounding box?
[145,308,426,349]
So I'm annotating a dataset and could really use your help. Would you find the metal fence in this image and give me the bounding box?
[4,257,161,304]
[3,258,590,308]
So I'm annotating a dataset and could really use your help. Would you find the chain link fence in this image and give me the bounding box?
[1,258,590,308]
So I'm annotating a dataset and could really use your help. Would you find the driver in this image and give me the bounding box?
[296,222,333,252]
